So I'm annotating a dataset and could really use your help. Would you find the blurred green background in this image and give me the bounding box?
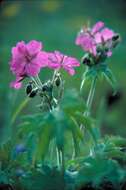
[0,0,126,140]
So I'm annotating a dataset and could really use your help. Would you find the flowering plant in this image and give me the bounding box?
[0,21,126,190]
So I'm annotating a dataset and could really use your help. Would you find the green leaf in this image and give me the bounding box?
[84,68,97,81]
[52,109,67,151]
[18,167,64,190]
[103,67,117,92]
[70,117,83,141]
[76,155,126,187]
[68,117,83,156]
[10,98,30,126]
[33,123,53,164]
[74,112,97,144]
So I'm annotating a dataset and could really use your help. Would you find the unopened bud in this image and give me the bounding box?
[55,76,61,87]
[26,83,33,95]
[112,34,120,42]
[29,88,38,98]
[42,84,48,92]
[112,34,120,48]
[82,55,93,66]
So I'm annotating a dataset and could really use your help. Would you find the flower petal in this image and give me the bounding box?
[25,63,41,76]
[47,52,61,69]
[32,51,48,68]
[101,28,114,41]
[17,41,26,55]
[106,51,112,57]
[10,76,23,89]
[95,32,102,43]
[63,66,75,75]
[92,21,104,34]
[11,42,26,62]
[63,57,80,67]
[62,56,80,75]
[26,40,42,56]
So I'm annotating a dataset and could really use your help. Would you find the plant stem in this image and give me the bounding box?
[56,147,60,168]
[61,149,65,175]
[56,148,65,175]
[36,75,43,88]
[85,76,97,116]
[52,69,59,84]
[10,97,30,126]
[31,76,40,88]
[80,68,88,91]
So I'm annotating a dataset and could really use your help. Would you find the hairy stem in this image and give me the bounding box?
[36,75,43,88]
[31,76,40,88]
[80,68,88,91]
[52,69,59,84]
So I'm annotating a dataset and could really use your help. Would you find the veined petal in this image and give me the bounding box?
[26,40,42,56]
[10,76,23,89]
[92,21,104,34]
[25,63,41,76]
[32,51,48,68]
[10,81,22,89]
[54,51,64,63]
[63,57,80,67]
[47,52,61,69]
[63,66,75,75]
[17,41,26,55]
[100,28,114,41]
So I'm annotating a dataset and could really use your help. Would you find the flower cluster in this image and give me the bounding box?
[10,41,47,89]
[75,21,120,66]
[10,41,80,89]
[9,21,120,111]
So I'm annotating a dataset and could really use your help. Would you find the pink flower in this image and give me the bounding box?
[10,76,23,89]
[10,40,47,89]
[47,51,80,75]
[75,21,115,56]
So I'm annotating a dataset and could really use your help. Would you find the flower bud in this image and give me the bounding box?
[112,34,120,42]
[42,84,49,92]
[29,88,38,98]
[83,57,91,65]
[96,45,103,54]
[26,83,33,95]
[112,34,120,48]
[55,76,61,87]
[82,55,93,66]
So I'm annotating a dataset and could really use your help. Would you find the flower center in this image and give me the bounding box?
[25,54,32,63]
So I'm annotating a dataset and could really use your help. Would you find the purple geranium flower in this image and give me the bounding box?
[47,51,80,75]
[10,40,48,89]
[75,21,115,56]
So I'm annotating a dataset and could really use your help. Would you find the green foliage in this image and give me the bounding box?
[72,111,97,143]
[12,89,85,164]
[76,155,126,188]
[103,67,117,92]
[81,64,117,92]
[96,136,126,162]
[14,166,65,190]
[0,1,126,189]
